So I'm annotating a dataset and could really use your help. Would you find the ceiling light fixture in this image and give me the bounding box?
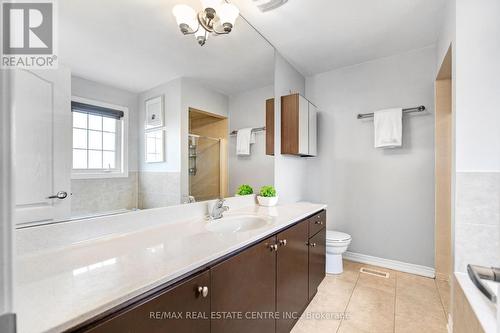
[172,0,240,46]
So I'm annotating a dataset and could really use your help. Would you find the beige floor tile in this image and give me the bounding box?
[395,273,448,333]
[298,262,449,333]
[338,284,395,333]
[356,267,396,294]
[291,297,343,333]
[435,279,451,317]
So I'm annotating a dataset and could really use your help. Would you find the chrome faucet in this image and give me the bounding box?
[209,198,229,220]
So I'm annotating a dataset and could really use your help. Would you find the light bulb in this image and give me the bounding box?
[194,28,208,46]
[172,4,197,31]
[218,3,239,27]
[200,0,221,11]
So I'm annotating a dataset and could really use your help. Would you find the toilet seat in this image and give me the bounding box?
[326,230,351,243]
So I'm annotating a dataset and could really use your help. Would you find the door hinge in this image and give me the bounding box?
[0,313,16,333]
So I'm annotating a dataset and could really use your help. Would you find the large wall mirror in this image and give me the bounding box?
[11,0,275,227]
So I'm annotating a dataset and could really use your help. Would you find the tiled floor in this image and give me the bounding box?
[292,260,449,333]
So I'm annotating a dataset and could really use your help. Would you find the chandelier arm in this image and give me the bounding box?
[211,29,230,35]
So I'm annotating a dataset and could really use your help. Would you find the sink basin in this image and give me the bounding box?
[206,215,269,233]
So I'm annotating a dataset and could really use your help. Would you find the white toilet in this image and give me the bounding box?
[326,230,352,274]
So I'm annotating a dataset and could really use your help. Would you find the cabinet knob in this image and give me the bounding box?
[269,244,278,252]
[315,220,323,225]
[197,286,209,298]
[310,243,317,247]
[279,239,287,246]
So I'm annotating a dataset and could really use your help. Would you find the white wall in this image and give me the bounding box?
[306,47,437,267]
[180,78,229,198]
[273,52,308,204]
[138,78,182,173]
[228,85,274,194]
[455,0,500,172]
[452,0,500,273]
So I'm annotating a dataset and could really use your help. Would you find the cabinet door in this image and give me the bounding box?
[276,221,309,333]
[308,103,317,156]
[211,236,277,333]
[298,95,309,155]
[266,98,275,156]
[85,270,211,333]
[308,228,326,300]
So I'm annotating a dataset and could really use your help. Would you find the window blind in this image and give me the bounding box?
[71,101,124,119]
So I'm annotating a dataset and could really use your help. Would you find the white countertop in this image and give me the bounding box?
[14,202,326,333]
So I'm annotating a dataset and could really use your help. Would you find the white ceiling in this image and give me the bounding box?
[59,0,275,95]
[232,0,447,76]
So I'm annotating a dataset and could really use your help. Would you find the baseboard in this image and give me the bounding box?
[343,251,435,278]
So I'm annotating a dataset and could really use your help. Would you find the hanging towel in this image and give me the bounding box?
[374,108,403,148]
[236,128,255,155]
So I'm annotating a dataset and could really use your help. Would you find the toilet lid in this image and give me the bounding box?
[326,230,351,242]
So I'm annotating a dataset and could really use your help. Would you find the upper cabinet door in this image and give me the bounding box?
[265,98,275,156]
[12,68,72,225]
[281,93,318,157]
[308,103,318,157]
[211,236,277,333]
[298,95,309,156]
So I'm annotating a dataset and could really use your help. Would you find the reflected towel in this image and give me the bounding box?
[374,108,403,148]
[236,128,255,155]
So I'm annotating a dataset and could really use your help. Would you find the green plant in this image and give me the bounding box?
[259,185,277,197]
[237,184,253,195]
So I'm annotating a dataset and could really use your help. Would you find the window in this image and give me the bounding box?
[145,129,164,163]
[71,97,128,179]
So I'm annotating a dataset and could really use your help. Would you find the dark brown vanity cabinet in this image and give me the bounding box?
[211,236,277,333]
[308,212,326,300]
[83,270,211,333]
[276,221,310,333]
[77,210,326,333]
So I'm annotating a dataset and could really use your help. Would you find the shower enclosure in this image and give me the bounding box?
[188,134,222,202]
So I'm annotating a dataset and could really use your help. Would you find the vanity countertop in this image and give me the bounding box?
[15,201,326,333]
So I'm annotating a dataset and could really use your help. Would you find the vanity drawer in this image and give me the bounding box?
[308,210,326,237]
[83,270,211,333]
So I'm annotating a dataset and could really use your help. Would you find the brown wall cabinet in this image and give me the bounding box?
[281,93,317,157]
[75,211,326,333]
[266,98,275,156]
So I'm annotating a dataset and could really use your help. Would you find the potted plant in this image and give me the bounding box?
[236,184,253,196]
[257,185,278,207]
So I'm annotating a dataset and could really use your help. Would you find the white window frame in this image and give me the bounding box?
[71,96,129,179]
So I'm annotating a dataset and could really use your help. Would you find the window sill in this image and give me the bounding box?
[71,171,129,180]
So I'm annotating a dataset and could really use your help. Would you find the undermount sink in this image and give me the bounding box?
[205,215,269,233]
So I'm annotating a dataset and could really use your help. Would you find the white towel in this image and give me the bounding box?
[236,128,255,155]
[374,108,403,148]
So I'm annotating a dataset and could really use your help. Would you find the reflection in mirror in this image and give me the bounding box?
[11,0,275,227]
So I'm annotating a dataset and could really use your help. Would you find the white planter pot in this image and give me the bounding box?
[257,195,278,207]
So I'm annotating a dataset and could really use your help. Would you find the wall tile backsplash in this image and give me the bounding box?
[71,172,138,217]
[138,172,181,209]
[455,172,500,272]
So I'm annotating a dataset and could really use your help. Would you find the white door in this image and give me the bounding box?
[0,70,15,331]
[12,68,72,225]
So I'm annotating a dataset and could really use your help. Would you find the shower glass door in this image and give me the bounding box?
[188,135,221,202]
